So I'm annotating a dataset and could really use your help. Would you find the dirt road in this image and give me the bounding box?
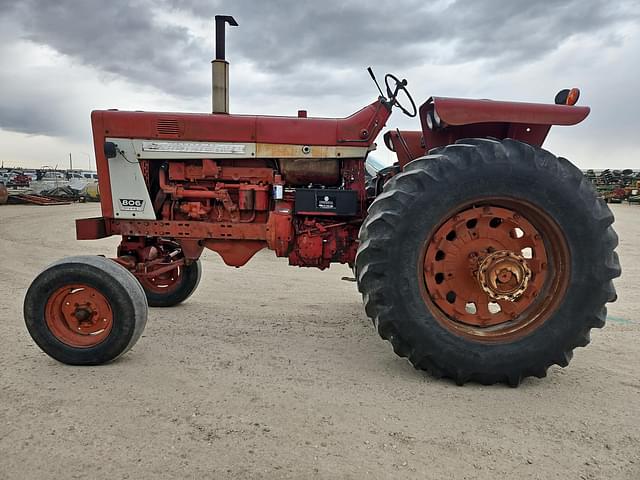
[1,203,638,479]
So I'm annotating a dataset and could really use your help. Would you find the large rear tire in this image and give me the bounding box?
[356,138,621,386]
[24,256,148,365]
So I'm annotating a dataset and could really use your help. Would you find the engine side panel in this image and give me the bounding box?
[106,139,156,220]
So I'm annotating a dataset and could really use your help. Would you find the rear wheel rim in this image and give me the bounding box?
[45,284,113,347]
[421,198,570,342]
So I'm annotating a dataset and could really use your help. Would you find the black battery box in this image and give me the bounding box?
[294,188,358,216]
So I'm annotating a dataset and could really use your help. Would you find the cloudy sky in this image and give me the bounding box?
[1,0,638,169]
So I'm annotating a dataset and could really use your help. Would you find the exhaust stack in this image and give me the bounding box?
[212,15,238,114]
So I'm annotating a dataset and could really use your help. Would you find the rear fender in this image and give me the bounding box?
[419,96,590,152]
[383,130,425,168]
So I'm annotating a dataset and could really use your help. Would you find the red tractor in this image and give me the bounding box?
[24,17,620,386]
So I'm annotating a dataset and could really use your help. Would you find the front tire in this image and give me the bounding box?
[24,256,148,365]
[356,138,621,386]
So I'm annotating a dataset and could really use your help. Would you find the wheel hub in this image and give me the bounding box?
[73,307,93,322]
[477,250,531,301]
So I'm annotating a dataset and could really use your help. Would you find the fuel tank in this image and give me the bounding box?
[279,158,340,186]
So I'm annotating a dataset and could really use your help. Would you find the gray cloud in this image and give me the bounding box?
[9,0,210,97]
[445,0,638,66]
[4,0,636,102]
[174,0,438,71]
[170,0,638,70]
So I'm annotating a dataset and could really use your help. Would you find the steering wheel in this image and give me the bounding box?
[384,73,417,118]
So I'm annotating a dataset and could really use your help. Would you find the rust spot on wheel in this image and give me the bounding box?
[45,284,113,347]
[421,199,569,342]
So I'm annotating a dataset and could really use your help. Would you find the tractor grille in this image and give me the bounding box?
[156,118,180,137]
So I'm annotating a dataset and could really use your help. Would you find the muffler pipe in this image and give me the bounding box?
[212,15,238,114]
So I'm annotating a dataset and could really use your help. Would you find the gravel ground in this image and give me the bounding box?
[0,202,638,480]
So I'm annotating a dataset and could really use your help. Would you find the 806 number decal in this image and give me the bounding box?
[119,198,145,211]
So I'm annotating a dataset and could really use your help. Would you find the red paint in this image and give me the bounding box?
[288,219,360,269]
[45,284,114,347]
[94,100,390,147]
[76,217,107,240]
[417,96,588,152]
[384,130,426,168]
[424,97,589,127]
[203,239,266,266]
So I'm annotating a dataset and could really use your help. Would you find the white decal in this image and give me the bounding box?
[142,141,246,155]
[119,198,145,211]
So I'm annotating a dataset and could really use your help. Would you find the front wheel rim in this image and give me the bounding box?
[421,198,570,342]
[45,284,114,347]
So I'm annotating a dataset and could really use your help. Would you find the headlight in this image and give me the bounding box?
[426,111,435,130]
[433,109,442,127]
[426,109,442,130]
